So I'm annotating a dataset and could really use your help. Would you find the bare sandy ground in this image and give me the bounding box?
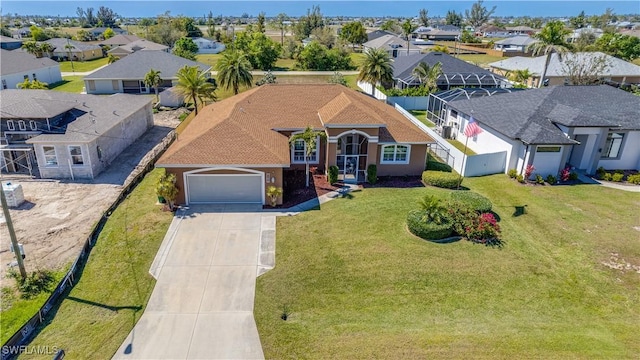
[0,109,185,286]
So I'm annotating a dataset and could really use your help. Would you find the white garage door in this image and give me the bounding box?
[186,174,263,204]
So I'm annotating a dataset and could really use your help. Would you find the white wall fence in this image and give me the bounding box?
[395,104,506,177]
[357,80,387,101]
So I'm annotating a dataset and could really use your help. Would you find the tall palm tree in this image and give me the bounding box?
[175,65,217,115]
[215,50,253,95]
[412,61,443,90]
[64,40,76,72]
[144,68,163,103]
[510,69,533,86]
[39,42,55,58]
[401,19,416,55]
[289,126,327,188]
[527,20,571,88]
[21,41,39,56]
[357,48,393,95]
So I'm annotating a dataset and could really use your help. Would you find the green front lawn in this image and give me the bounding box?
[21,169,173,359]
[59,57,109,72]
[457,54,504,67]
[409,110,436,128]
[195,53,223,68]
[255,175,640,358]
[48,76,85,93]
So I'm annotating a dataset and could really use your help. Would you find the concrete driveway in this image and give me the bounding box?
[112,204,276,359]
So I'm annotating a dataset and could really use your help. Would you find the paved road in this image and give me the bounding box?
[112,204,276,360]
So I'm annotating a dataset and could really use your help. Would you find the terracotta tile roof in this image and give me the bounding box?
[157,84,433,166]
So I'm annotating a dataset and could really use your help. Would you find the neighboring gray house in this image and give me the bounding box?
[489,52,640,87]
[493,36,538,52]
[0,35,23,50]
[88,27,127,39]
[44,38,103,61]
[392,52,508,90]
[367,29,397,42]
[0,49,62,90]
[0,89,153,179]
[84,50,211,95]
[444,85,640,178]
[108,39,170,58]
[568,27,604,43]
[191,37,225,54]
[99,34,142,47]
[363,34,421,58]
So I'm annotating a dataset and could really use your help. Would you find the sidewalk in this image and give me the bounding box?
[61,64,109,77]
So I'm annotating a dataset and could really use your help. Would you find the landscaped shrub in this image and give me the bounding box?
[603,172,613,181]
[525,164,535,179]
[612,173,625,182]
[422,170,461,189]
[627,174,640,185]
[426,160,453,173]
[535,174,544,184]
[560,167,570,182]
[366,164,377,184]
[507,169,518,179]
[596,167,606,179]
[546,174,557,185]
[450,191,492,213]
[516,174,525,183]
[328,165,339,184]
[465,213,502,246]
[445,200,476,236]
[569,172,579,181]
[406,209,453,240]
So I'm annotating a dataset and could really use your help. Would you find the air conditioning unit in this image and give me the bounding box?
[442,126,452,139]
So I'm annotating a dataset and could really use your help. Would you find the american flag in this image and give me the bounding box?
[464,116,483,137]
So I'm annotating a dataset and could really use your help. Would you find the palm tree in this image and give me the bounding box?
[144,68,163,103]
[39,42,55,58]
[175,65,217,115]
[107,54,119,64]
[215,50,253,95]
[527,20,571,88]
[418,195,447,225]
[21,41,39,56]
[64,40,76,72]
[412,61,443,90]
[357,48,393,95]
[289,126,327,188]
[510,69,533,86]
[401,19,416,55]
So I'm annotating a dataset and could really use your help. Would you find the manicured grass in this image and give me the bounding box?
[48,76,85,93]
[350,52,365,67]
[408,110,435,128]
[255,175,640,358]
[21,169,174,359]
[633,58,640,66]
[447,138,477,155]
[1,270,66,343]
[274,58,297,70]
[457,54,504,67]
[59,57,109,73]
[196,53,223,68]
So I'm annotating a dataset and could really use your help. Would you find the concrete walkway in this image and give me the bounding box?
[112,204,275,360]
[576,172,640,192]
[61,64,109,77]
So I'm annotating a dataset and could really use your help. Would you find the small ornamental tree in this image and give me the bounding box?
[156,171,179,210]
[289,126,327,188]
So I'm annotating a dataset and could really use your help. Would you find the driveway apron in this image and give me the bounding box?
[112,204,270,359]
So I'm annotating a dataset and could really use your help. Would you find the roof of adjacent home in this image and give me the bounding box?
[157,84,434,167]
[494,35,538,46]
[0,90,151,143]
[85,50,209,80]
[99,34,141,46]
[363,34,407,50]
[366,29,397,42]
[489,52,640,77]
[44,38,102,52]
[0,49,59,76]
[0,35,22,43]
[108,39,169,54]
[448,85,640,145]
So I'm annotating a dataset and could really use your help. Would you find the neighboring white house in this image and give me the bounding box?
[191,37,225,54]
[443,85,640,178]
[568,27,604,43]
[1,90,153,179]
[493,36,538,52]
[363,34,421,58]
[158,86,184,107]
[0,49,62,90]
[84,50,211,95]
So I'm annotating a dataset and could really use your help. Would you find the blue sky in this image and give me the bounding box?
[2,1,639,18]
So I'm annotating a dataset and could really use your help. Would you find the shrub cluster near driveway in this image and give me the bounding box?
[255,175,640,358]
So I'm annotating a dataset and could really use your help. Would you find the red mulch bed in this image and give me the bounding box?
[362,175,425,188]
[264,174,341,209]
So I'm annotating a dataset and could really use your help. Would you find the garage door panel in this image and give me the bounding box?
[187,175,262,204]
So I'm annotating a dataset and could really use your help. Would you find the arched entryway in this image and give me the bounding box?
[336,132,369,183]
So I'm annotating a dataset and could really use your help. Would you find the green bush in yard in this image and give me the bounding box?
[426,156,453,172]
[546,174,557,185]
[328,165,339,184]
[422,170,461,189]
[366,164,377,184]
[450,191,492,213]
[603,172,613,181]
[612,173,625,182]
[627,174,640,185]
[406,209,453,240]
[507,169,518,178]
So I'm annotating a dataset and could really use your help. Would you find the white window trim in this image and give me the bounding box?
[68,145,84,166]
[291,136,320,164]
[7,120,15,131]
[380,144,411,165]
[42,146,58,167]
[29,120,38,131]
[18,120,26,131]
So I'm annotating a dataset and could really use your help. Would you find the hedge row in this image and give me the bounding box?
[406,210,453,240]
[450,191,492,213]
[422,170,461,189]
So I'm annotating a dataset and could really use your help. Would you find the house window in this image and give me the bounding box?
[381,145,410,164]
[291,137,319,164]
[112,80,119,91]
[18,120,26,131]
[69,146,84,165]
[7,120,15,130]
[29,120,37,130]
[32,73,37,81]
[2,79,6,89]
[602,132,624,159]
[536,146,561,153]
[87,80,96,91]
[43,146,58,166]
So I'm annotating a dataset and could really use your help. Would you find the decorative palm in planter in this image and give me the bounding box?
[156,171,179,211]
[266,186,283,207]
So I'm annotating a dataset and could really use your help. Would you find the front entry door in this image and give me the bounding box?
[569,134,589,169]
[344,155,358,182]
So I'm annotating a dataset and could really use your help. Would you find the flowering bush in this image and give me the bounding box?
[560,167,570,182]
[524,164,535,179]
[465,213,501,245]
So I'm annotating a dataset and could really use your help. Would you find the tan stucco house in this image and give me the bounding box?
[156,84,434,205]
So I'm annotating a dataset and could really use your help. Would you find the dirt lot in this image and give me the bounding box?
[0,109,185,285]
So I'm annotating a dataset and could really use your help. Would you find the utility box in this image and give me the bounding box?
[442,126,452,139]
[2,182,25,208]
